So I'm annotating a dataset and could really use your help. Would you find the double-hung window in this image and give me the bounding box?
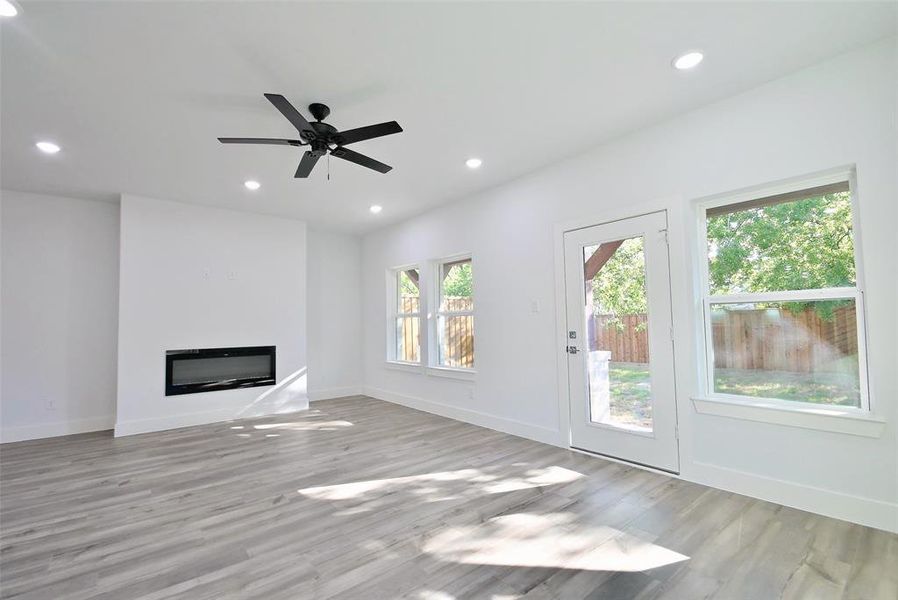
[435,257,475,369]
[389,267,422,364]
[698,173,868,410]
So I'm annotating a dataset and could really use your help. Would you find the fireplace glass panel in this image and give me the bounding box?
[165,346,276,395]
[171,355,273,386]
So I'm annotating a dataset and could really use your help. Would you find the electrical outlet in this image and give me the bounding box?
[44,398,56,411]
[468,388,475,400]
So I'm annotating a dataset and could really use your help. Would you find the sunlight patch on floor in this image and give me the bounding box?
[252,420,353,431]
[297,465,584,504]
[423,513,689,572]
[415,591,455,600]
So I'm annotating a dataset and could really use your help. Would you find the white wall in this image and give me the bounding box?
[0,192,361,440]
[0,191,119,442]
[307,229,362,400]
[115,195,308,435]
[360,39,898,531]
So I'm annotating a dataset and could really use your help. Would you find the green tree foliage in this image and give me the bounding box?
[706,192,854,318]
[707,193,855,294]
[442,262,473,297]
[591,238,647,324]
[399,270,419,296]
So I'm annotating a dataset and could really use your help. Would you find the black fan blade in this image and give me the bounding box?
[334,121,403,146]
[295,151,321,178]
[218,137,303,146]
[331,147,392,173]
[264,93,317,139]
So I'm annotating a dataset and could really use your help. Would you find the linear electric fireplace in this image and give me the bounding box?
[165,346,276,396]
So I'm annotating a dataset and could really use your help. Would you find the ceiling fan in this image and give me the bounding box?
[218,93,403,178]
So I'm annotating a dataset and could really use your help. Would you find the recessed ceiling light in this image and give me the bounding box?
[244,180,261,190]
[0,0,18,17]
[369,205,383,214]
[36,141,61,154]
[673,51,703,70]
[465,158,482,169]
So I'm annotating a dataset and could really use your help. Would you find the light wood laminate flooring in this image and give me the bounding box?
[1,396,895,599]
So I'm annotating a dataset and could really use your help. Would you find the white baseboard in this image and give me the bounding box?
[363,386,563,447]
[687,460,898,533]
[308,386,364,401]
[114,400,310,437]
[115,408,237,437]
[0,416,115,443]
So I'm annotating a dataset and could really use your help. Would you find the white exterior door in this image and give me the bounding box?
[563,210,679,473]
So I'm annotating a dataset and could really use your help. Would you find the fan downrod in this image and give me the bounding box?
[308,103,331,122]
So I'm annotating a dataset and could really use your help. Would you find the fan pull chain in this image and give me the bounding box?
[327,153,330,181]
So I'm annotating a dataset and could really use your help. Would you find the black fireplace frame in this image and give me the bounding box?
[165,346,276,396]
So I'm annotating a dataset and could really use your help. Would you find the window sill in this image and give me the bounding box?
[691,396,885,438]
[426,366,477,381]
[384,361,424,374]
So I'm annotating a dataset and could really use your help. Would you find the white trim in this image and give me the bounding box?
[432,253,475,370]
[554,195,682,235]
[708,288,858,304]
[386,264,423,364]
[561,210,680,472]
[553,196,682,462]
[115,408,245,436]
[692,396,885,438]
[114,400,310,437]
[694,167,872,414]
[433,251,474,265]
[426,365,477,381]
[695,166,855,212]
[688,460,898,533]
[568,446,676,477]
[308,386,364,401]
[363,386,562,447]
[385,360,425,374]
[553,216,573,449]
[0,416,115,443]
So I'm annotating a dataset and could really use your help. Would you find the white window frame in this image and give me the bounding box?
[695,168,874,418]
[428,253,476,379]
[385,264,424,371]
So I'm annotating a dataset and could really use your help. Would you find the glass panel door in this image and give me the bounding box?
[564,211,679,473]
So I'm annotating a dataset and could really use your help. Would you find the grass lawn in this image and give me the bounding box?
[714,367,860,407]
[605,362,860,429]
[607,363,653,429]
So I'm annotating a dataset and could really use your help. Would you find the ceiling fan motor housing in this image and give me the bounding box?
[307,121,338,141]
[309,139,329,156]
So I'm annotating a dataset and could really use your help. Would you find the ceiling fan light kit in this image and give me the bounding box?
[218,94,403,178]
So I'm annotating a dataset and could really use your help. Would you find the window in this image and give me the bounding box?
[435,257,474,369]
[389,267,421,364]
[699,176,868,410]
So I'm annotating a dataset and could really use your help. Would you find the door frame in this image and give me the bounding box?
[553,197,689,472]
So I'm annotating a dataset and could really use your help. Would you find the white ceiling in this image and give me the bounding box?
[2,2,896,233]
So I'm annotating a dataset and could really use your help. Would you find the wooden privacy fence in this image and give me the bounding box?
[590,305,857,373]
[590,314,649,364]
[438,297,474,368]
[398,296,473,367]
[710,304,857,373]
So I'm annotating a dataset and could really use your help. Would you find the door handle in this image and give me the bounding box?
[566,346,579,354]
